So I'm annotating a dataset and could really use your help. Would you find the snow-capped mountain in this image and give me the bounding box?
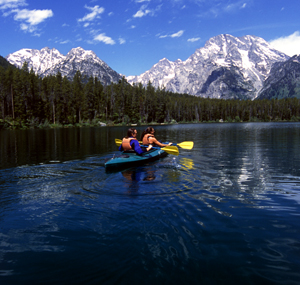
[5,34,291,99]
[257,55,300,99]
[6,47,122,85]
[6,47,65,74]
[127,34,289,99]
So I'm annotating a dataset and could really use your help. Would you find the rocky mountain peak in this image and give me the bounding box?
[127,34,289,99]
[6,46,122,85]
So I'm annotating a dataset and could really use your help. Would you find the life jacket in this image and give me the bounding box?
[142,134,154,145]
[122,137,138,151]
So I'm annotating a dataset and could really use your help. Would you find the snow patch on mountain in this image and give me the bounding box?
[6,47,64,74]
[6,47,122,85]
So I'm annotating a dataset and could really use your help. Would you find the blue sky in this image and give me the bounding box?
[0,0,300,76]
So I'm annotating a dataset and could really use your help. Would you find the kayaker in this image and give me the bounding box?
[119,128,152,155]
[140,127,172,147]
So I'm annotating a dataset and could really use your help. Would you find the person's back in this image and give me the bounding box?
[140,127,172,147]
[120,128,152,155]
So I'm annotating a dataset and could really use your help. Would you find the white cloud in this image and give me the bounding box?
[135,0,150,2]
[94,33,115,45]
[60,40,70,44]
[188,37,200,42]
[13,8,53,32]
[171,30,184,38]
[133,5,151,18]
[119,37,126,44]
[0,0,26,10]
[78,5,104,23]
[159,30,184,39]
[133,3,162,18]
[269,31,300,56]
[200,0,249,18]
[225,1,247,12]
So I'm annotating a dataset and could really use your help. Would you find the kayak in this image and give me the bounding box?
[105,148,168,171]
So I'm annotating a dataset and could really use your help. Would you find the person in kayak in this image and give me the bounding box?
[140,127,172,147]
[119,128,152,155]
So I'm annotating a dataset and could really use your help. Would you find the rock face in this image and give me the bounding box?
[6,47,122,84]
[127,34,289,99]
[257,55,300,99]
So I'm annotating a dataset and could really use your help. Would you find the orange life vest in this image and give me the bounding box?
[122,137,138,151]
[142,134,154,145]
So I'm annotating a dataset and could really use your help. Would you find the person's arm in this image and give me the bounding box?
[131,140,152,155]
[150,137,172,147]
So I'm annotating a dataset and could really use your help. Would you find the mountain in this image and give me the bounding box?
[6,47,65,74]
[127,34,289,100]
[257,55,300,99]
[5,34,291,99]
[5,47,122,85]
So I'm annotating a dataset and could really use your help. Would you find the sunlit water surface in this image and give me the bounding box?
[0,123,300,284]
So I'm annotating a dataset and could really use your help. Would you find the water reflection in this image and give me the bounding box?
[1,123,300,284]
[121,167,157,194]
[179,157,194,170]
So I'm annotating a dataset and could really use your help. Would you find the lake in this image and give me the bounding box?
[0,123,300,284]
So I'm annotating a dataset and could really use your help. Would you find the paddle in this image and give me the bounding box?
[159,145,179,156]
[116,138,194,150]
[115,138,122,146]
[114,138,179,155]
[174,141,194,150]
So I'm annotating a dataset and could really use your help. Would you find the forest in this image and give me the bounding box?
[1,61,300,129]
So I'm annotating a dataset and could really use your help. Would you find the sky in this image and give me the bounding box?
[0,0,300,76]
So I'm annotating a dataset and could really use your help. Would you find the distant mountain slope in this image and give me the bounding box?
[127,34,289,100]
[257,55,300,99]
[6,47,122,85]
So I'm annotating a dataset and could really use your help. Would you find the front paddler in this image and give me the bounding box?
[141,127,172,147]
[119,128,152,155]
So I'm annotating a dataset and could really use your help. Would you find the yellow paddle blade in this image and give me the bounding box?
[115,138,122,146]
[161,145,179,156]
[177,141,194,150]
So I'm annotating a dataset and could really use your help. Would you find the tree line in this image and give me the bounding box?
[1,61,300,129]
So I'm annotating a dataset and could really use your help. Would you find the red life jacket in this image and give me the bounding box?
[122,137,138,151]
[142,134,154,145]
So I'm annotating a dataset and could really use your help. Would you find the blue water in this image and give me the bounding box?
[0,123,300,284]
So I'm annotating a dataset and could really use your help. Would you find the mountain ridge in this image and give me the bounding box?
[257,55,300,99]
[5,34,293,100]
[6,47,122,85]
[127,34,289,100]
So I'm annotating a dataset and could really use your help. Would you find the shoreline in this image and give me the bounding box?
[1,118,300,130]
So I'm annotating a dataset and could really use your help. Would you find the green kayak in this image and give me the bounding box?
[105,148,168,171]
